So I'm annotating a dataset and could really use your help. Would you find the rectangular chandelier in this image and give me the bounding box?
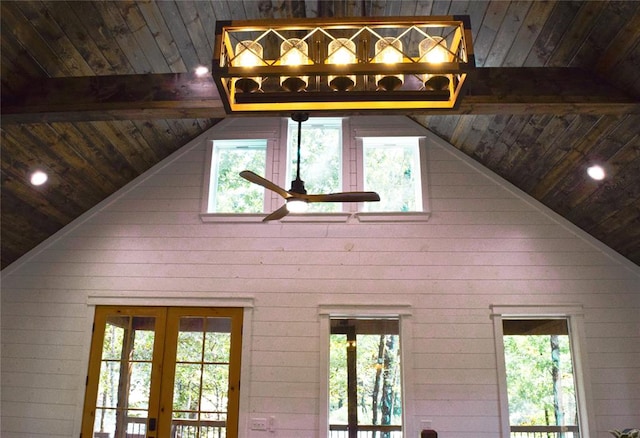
[212,16,475,114]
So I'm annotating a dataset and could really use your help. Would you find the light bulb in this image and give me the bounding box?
[286,199,308,213]
[327,38,356,91]
[419,36,450,91]
[194,65,209,76]
[233,40,264,92]
[587,165,606,180]
[374,37,404,91]
[30,170,48,186]
[280,38,309,92]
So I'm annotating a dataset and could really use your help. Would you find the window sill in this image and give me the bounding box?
[200,211,431,223]
[355,211,431,222]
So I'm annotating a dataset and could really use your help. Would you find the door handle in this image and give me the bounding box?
[148,417,157,431]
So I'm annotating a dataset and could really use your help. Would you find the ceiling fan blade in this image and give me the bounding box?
[240,170,290,199]
[262,204,290,221]
[304,191,381,203]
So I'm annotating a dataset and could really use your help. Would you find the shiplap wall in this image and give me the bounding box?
[1,117,638,438]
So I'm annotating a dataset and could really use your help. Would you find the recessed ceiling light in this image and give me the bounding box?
[30,170,48,186]
[587,165,605,181]
[195,65,209,76]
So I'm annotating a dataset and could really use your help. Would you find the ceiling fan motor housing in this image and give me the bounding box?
[290,178,307,194]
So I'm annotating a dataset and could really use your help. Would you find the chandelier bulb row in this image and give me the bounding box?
[232,35,452,94]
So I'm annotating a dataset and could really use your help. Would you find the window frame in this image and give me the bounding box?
[490,305,593,438]
[207,138,269,214]
[200,118,280,222]
[319,304,415,438]
[355,135,429,219]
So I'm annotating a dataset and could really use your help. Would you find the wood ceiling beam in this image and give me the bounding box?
[1,73,228,123]
[1,68,638,124]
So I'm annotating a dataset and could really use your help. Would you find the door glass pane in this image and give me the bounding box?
[172,316,232,438]
[92,315,156,438]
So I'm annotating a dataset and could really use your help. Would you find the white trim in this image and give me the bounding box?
[419,136,431,213]
[318,304,414,438]
[276,117,290,212]
[201,136,215,215]
[490,304,593,438]
[201,211,431,224]
[490,304,584,318]
[87,292,255,308]
[318,304,412,317]
[200,213,270,223]
[342,117,357,213]
[355,212,431,222]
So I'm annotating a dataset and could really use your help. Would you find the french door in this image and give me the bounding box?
[81,306,243,438]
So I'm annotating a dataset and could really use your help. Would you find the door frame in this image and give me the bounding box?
[78,294,254,438]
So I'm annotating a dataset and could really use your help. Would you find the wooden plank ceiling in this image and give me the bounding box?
[1,1,639,269]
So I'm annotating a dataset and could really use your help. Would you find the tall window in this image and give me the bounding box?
[329,318,402,438]
[82,307,243,438]
[362,137,423,212]
[501,318,582,437]
[208,139,267,213]
[287,117,342,212]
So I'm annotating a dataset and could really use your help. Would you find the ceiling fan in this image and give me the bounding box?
[240,112,380,221]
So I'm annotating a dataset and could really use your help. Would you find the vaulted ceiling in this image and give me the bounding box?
[1,1,639,270]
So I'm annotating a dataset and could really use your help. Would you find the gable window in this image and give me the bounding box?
[286,117,342,213]
[202,116,431,222]
[361,137,424,212]
[329,318,403,438]
[208,139,267,213]
[492,306,590,438]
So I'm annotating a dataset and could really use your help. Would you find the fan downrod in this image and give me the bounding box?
[290,112,309,194]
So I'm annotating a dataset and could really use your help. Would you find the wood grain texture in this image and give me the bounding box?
[1,0,639,273]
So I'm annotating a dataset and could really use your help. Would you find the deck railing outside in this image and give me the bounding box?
[511,425,580,438]
[113,419,578,438]
[107,417,226,438]
[329,424,402,438]
[170,419,226,438]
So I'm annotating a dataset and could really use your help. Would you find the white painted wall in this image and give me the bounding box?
[1,117,638,438]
